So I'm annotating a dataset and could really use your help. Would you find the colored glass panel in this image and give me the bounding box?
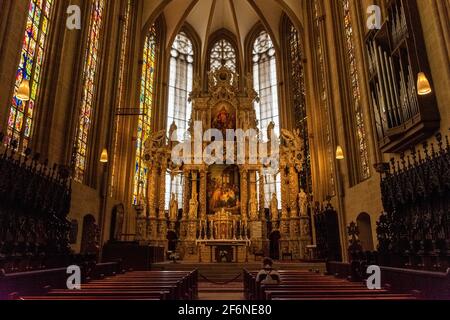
[7,0,54,150]
[74,0,106,182]
[133,24,157,205]
[111,0,132,197]
[341,0,370,180]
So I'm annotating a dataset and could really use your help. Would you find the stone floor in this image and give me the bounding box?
[152,261,326,300]
[198,282,244,300]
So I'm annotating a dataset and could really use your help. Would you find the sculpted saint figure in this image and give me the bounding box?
[298,188,308,216]
[270,193,279,221]
[267,121,275,141]
[169,193,178,221]
[188,197,199,220]
[169,121,177,140]
[248,195,258,220]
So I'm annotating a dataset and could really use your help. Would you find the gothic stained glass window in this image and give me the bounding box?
[209,39,236,72]
[164,174,183,210]
[314,0,335,195]
[74,0,106,183]
[112,0,132,197]
[167,32,194,142]
[133,24,157,205]
[286,19,312,192]
[7,0,55,151]
[252,30,281,208]
[165,31,194,209]
[341,0,371,180]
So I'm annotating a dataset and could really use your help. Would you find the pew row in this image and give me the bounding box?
[12,270,198,301]
[243,269,418,300]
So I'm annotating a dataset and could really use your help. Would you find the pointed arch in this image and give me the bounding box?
[73,0,107,183]
[280,13,311,192]
[338,0,371,182]
[248,27,281,208]
[206,28,241,75]
[132,19,162,205]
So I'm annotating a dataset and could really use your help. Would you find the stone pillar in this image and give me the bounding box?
[258,169,268,252]
[258,170,265,219]
[180,170,191,241]
[135,208,146,242]
[188,171,199,241]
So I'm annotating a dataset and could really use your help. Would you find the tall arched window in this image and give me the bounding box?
[165,31,195,209]
[285,18,311,191]
[133,24,157,205]
[112,0,132,197]
[252,30,281,208]
[74,0,106,183]
[7,0,55,151]
[167,31,194,141]
[340,0,370,181]
[313,0,335,195]
[210,39,236,72]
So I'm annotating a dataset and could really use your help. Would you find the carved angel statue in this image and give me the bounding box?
[143,129,167,162]
[169,193,178,221]
[280,128,302,150]
[280,128,304,170]
[208,71,216,89]
[270,193,279,221]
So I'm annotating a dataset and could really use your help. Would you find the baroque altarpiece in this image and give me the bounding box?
[134,67,312,261]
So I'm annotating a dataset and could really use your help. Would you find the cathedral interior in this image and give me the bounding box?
[0,0,449,301]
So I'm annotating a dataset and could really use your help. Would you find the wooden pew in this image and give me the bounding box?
[13,269,198,301]
[243,269,417,301]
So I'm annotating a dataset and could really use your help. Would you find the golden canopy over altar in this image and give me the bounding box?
[137,66,312,261]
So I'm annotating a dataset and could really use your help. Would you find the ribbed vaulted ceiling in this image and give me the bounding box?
[142,0,305,57]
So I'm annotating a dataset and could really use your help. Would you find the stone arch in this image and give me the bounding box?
[80,214,99,255]
[356,212,374,251]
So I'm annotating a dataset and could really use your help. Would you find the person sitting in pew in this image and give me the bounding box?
[256,258,281,285]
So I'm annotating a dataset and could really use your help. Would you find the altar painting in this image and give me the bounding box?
[207,165,240,213]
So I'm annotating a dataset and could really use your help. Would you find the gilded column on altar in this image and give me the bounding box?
[147,162,157,219]
[240,168,248,220]
[199,168,207,220]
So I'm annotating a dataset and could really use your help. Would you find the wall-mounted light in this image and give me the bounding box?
[16,79,30,101]
[417,72,432,96]
[100,148,108,163]
[336,145,344,160]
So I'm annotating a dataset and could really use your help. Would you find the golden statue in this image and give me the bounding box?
[270,193,279,221]
[169,193,178,221]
